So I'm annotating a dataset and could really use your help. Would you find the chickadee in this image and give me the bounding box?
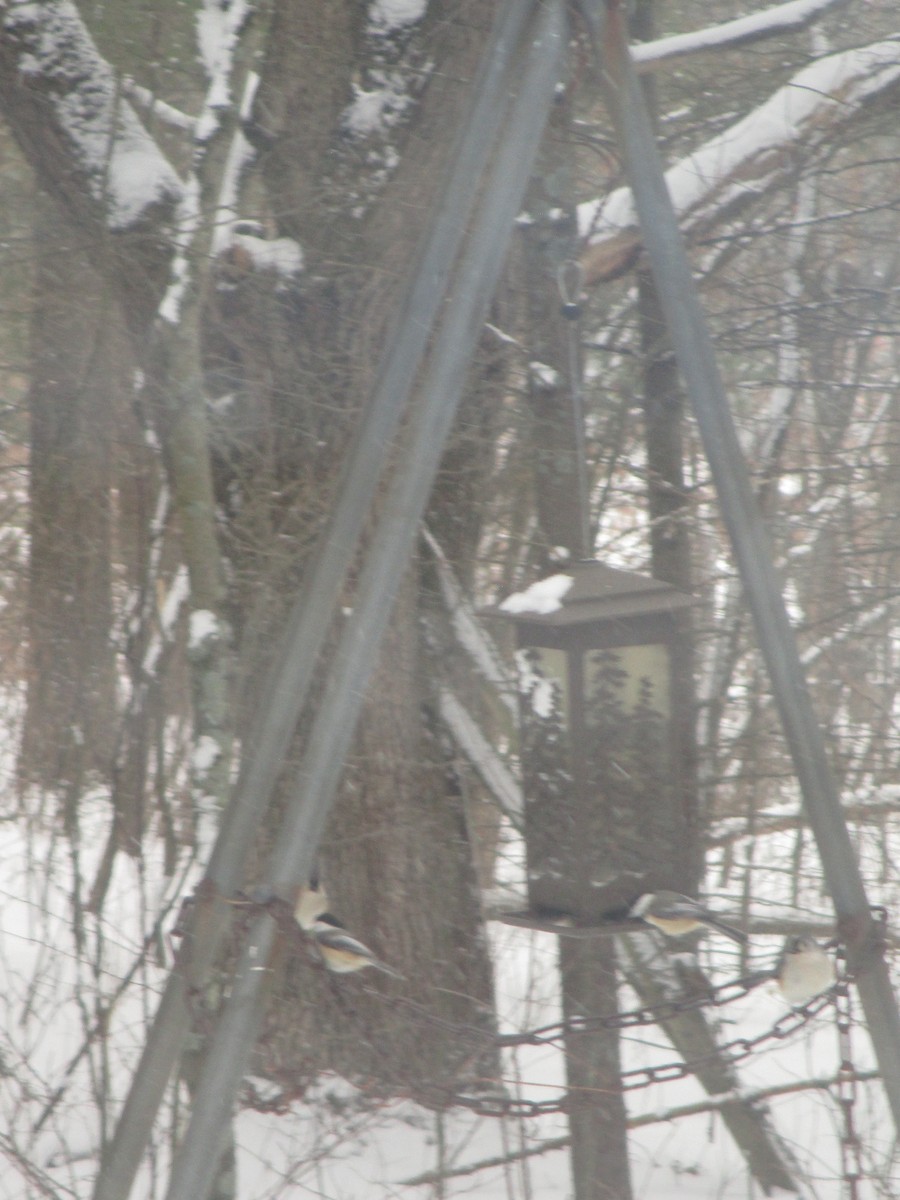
[774,934,835,1005]
[309,913,404,980]
[630,890,747,944]
[293,875,329,931]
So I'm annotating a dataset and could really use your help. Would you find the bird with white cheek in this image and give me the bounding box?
[310,913,405,980]
[292,876,329,931]
[630,890,747,944]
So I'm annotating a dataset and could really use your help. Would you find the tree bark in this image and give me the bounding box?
[19,198,124,790]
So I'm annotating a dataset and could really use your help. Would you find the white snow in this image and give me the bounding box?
[342,71,415,137]
[580,38,900,261]
[422,526,517,712]
[500,574,574,616]
[157,177,202,326]
[369,0,428,35]
[188,608,220,651]
[194,0,250,142]
[122,78,197,132]
[141,564,189,676]
[104,142,180,230]
[514,648,562,720]
[529,360,562,390]
[3,1,183,229]
[229,231,304,276]
[1,778,896,1198]
[192,732,222,774]
[1,4,898,1197]
[632,0,848,71]
[210,72,261,257]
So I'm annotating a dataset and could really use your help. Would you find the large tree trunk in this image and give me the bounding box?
[6,0,502,1108]
[202,0,505,1097]
[19,199,126,793]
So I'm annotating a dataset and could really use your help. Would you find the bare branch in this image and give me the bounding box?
[399,1070,879,1186]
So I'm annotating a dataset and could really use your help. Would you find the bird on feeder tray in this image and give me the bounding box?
[630,890,747,944]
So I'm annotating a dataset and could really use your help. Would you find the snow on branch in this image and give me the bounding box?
[195,0,251,142]
[0,0,183,231]
[438,687,522,823]
[632,0,849,73]
[580,38,900,283]
[122,77,197,133]
[421,526,517,713]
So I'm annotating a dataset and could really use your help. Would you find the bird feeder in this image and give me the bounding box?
[489,561,694,921]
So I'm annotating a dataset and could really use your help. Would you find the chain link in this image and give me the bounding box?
[496,968,774,1048]
[453,977,844,1117]
[834,943,864,1200]
[224,888,877,1128]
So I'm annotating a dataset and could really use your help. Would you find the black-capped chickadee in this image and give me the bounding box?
[293,875,329,931]
[310,913,404,980]
[774,934,836,1005]
[630,890,747,944]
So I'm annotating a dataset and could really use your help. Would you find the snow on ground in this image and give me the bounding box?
[1,735,898,1198]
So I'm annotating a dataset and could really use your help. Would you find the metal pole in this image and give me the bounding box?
[579,0,900,1132]
[164,7,569,1199]
[93,6,541,1197]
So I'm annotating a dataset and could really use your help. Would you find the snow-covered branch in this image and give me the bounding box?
[438,687,522,823]
[422,526,517,712]
[581,38,900,283]
[632,0,849,73]
[122,77,197,132]
[0,0,183,233]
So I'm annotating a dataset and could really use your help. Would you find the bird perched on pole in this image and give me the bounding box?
[630,890,747,944]
[774,934,836,1005]
[309,913,405,980]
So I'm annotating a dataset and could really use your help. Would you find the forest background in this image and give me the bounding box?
[0,0,899,1197]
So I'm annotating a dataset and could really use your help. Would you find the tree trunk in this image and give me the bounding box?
[19,198,125,792]
[215,0,506,1096]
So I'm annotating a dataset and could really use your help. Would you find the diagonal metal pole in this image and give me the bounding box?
[579,0,900,1132]
[93,6,542,1198]
[163,7,569,1200]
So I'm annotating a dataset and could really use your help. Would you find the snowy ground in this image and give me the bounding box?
[2,792,896,1200]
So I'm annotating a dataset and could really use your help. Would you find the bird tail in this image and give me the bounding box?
[706,916,747,944]
[373,960,406,981]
